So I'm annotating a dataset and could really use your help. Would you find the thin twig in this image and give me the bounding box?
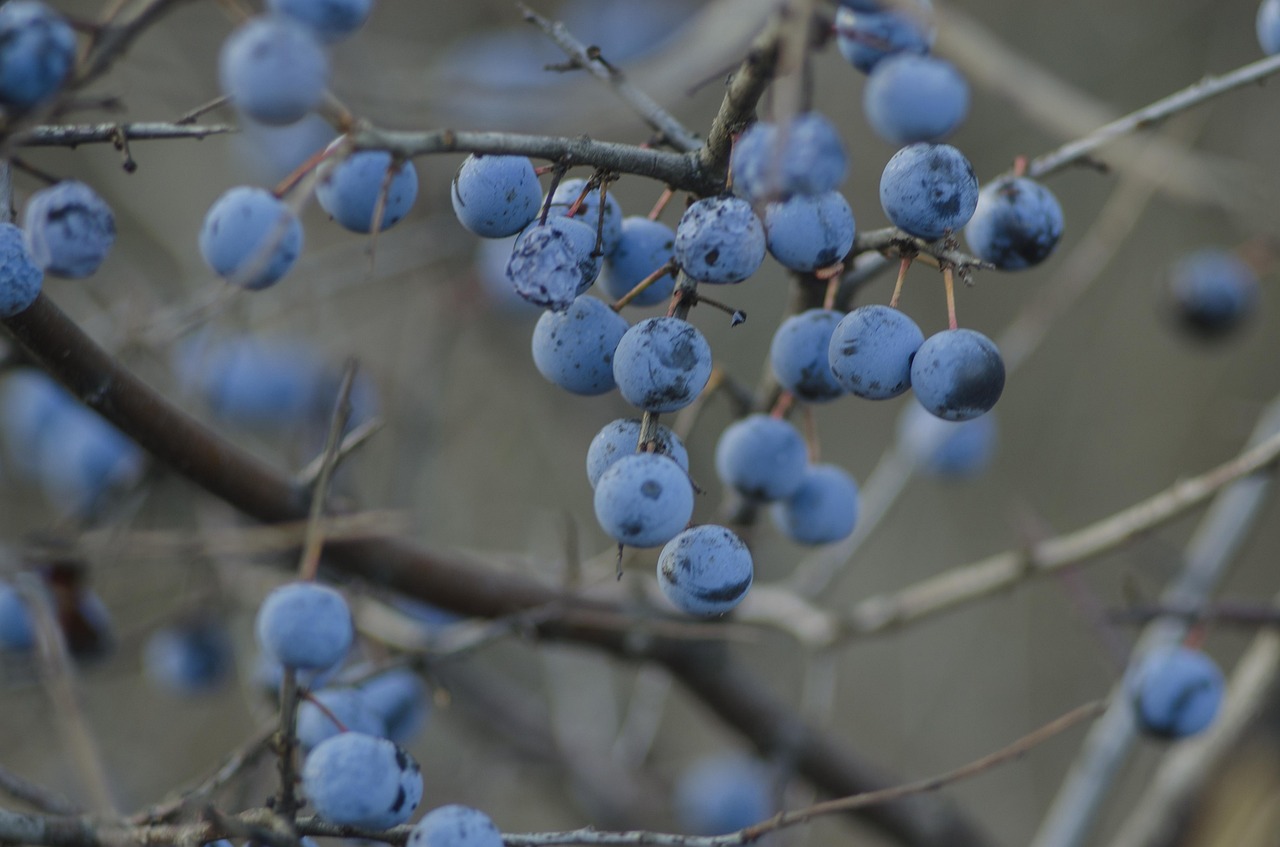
[295,418,384,487]
[12,122,236,146]
[129,726,275,824]
[348,126,714,196]
[0,766,79,816]
[519,4,701,153]
[298,361,358,582]
[1028,51,1280,181]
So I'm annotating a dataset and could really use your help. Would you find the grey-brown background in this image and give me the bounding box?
[2,1,1279,845]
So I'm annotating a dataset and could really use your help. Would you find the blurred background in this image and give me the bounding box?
[2,0,1280,845]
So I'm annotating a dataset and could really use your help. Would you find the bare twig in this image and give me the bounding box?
[0,766,79,816]
[1027,51,1280,182]
[519,5,701,153]
[847,412,1280,639]
[349,126,715,196]
[297,361,358,582]
[128,726,275,825]
[14,122,234,147]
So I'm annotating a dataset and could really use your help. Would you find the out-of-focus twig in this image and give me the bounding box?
[1030,396,1280,847]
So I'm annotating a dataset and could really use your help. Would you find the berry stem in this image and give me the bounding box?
[611,261,675,312]
[647,186,674,221]
[300,691,351,733]
[770,391,795,419]
[889,257,912,309]
[297,362,358,582]
[944,266,958,330]
[273,140,342,200]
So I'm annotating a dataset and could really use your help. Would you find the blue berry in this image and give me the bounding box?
[175,334,329,429]
[297,688,387,750]
[199,186,304,290]
[37,404,145,518]
[1166,248,1258,339]
[657,525,753,617]
[545,178,623,254]
[0,369,69,478]
[409,805,504,847]
[674,753,773,834]
[357,669,430,744]
[1128,645,1224,739]
[674,196,765,284]
[235,114,336,184]
[863,54,968,145]
[451,155,542,239]
[143,620,233,695]
[897,401,997,478]
[0,581,34,652]
[531,295,629,395]
[266,0,373,42]
[593,453,694,548]
[218,16,329,126]
[302,732,422,828]
[769,309,845,402]
[586,418,689,488]
[316,150,418,233]
[714,414,808,502]
[879,143,979,241]
[22,181,116,278]
[602,217,677,306]
[612,317,713,412]
[732,114,848,201]
[0,2,75,110]
[506,216,601,311]
[771,464,859,545]
[0,223,42,316]
[1261,0,1280,54]
[255,582,354,671]
[964,177,1064,270]
[834,5,934,74]
[910,328,1005,421]
[827,305,923,400]
[764,191,856,272]
[475,235,541,315]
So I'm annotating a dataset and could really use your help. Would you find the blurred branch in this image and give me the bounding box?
[128,726,275,825]
[14,122,234,147]
[1030,396,1280,847]
[846,409,1280,639]
[0,767,79,816]
[0,700,1100,847]
[1107,596,1280,847]
[0,294,993,847]
[519,4,701,153]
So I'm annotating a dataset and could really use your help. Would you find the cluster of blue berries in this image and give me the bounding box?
[0,369,145,519]
[202,1,423,290]
[255,581,431,827]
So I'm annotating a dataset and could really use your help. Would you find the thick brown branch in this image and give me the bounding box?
[0,295,993,847]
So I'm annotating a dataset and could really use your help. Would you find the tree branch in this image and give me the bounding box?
[518,4,701,153]
[348,127,714,194]
[1028,51,1280,181]
[14,122,234,147]
[0,294,993,847]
